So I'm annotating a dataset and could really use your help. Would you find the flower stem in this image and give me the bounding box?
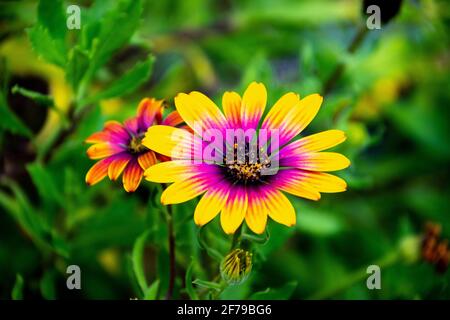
[165,203,176,300]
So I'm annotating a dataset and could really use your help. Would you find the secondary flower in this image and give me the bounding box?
[143,82,350,234]
[85,98,183,192]
[220,249,253,285]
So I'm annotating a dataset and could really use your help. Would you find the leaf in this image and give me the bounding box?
[11,274,24,300]
[143,279,160,300]
[82,55,154,105]
[66,46,90,93]
[0,92,32,137]
[192,279,222,291]
[132,230,151,295]
[27,25,66,68]
[11,85,54,107]
[185,259,199,300]
[40,270,56,300]
[26,162,65,208]
[37,0,67,40]
[249,281,297,300]
[86,0,143,76]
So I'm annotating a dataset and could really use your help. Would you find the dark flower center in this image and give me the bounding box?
[128,135,147,154]
[223,142,271,185]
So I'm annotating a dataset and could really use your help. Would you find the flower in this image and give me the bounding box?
[85,98,183,192]
[142,82,350,234]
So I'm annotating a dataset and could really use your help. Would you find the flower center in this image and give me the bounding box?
[128,135,147,154]
[224,142,271,184]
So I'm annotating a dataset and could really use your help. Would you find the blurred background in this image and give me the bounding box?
[0,0,449,299]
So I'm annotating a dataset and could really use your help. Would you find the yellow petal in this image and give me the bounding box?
[194,187,229,226]
[245,191,268,234]
[265,189,296,227]
[144,160,196,183]
[175,91,227,135]
[160,176,209,205]
[220,189,247,234]
[222,91,242,127]
[300,172,347,193]
[300,152,351,172]
[241,82,267,128]
[289,130,347,153]
[142,125,195,159]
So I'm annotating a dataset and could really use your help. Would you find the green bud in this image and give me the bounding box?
[398,235,421,264]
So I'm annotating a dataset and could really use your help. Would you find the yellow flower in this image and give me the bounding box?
[143,82,350,234]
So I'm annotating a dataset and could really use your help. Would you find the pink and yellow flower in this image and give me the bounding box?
[85,98,183,192]
[142,82,350,234]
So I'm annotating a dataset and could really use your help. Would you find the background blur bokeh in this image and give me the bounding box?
[0,0,449,299]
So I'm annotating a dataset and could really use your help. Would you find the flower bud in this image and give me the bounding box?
[220,249,252,285]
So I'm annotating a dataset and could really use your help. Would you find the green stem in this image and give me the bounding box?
[308,251,400,300]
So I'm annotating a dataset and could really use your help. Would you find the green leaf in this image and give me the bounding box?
[132,230,151,295]
[11,274,24,300]
[185,259,199,300]
[82,55,154,105]
[11,85,54,107]
[249,281,297,300]
[26,162,65,208]
[143,279,160,300]
[37,0,67,40]
[0,92,32,137]
[192,279,222,291]
[66,46,90,93]
[40,270,56,300]
[86,0,143,76]
[27,25,66,68]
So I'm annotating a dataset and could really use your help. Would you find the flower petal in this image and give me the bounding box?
[296,171,347,193]
[222,91,242,128]
[220,187,248,234]
[124,117,139,135]
[194,186,229,226]
[262,93,322,146]
[85,131,111,144]
[280,130,346,156]
[142,125,195,159]
[122,159,143,192]
[108,153,132,181]
[144,160,197,183]
[137,151,157,170]
[241,82,267,129]
[137,98,163,129]
[162,111,184,127]
[160,174,211,205]
[283,152,350,172]
[263,188,296,227]
[174,91,227,135]
[86,157,113,186]
[86,142,123,160]
[270,169,321,201]
[245,188,268,234]
[104,120,130,141]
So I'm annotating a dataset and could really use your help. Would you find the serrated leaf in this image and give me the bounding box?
[82,55,154,106]
[27,25,66,68]
[37,0,67,40]
[11,274,24,300]
[143,279,160,300]
[132,230,151,295]
[249,281,297,300]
